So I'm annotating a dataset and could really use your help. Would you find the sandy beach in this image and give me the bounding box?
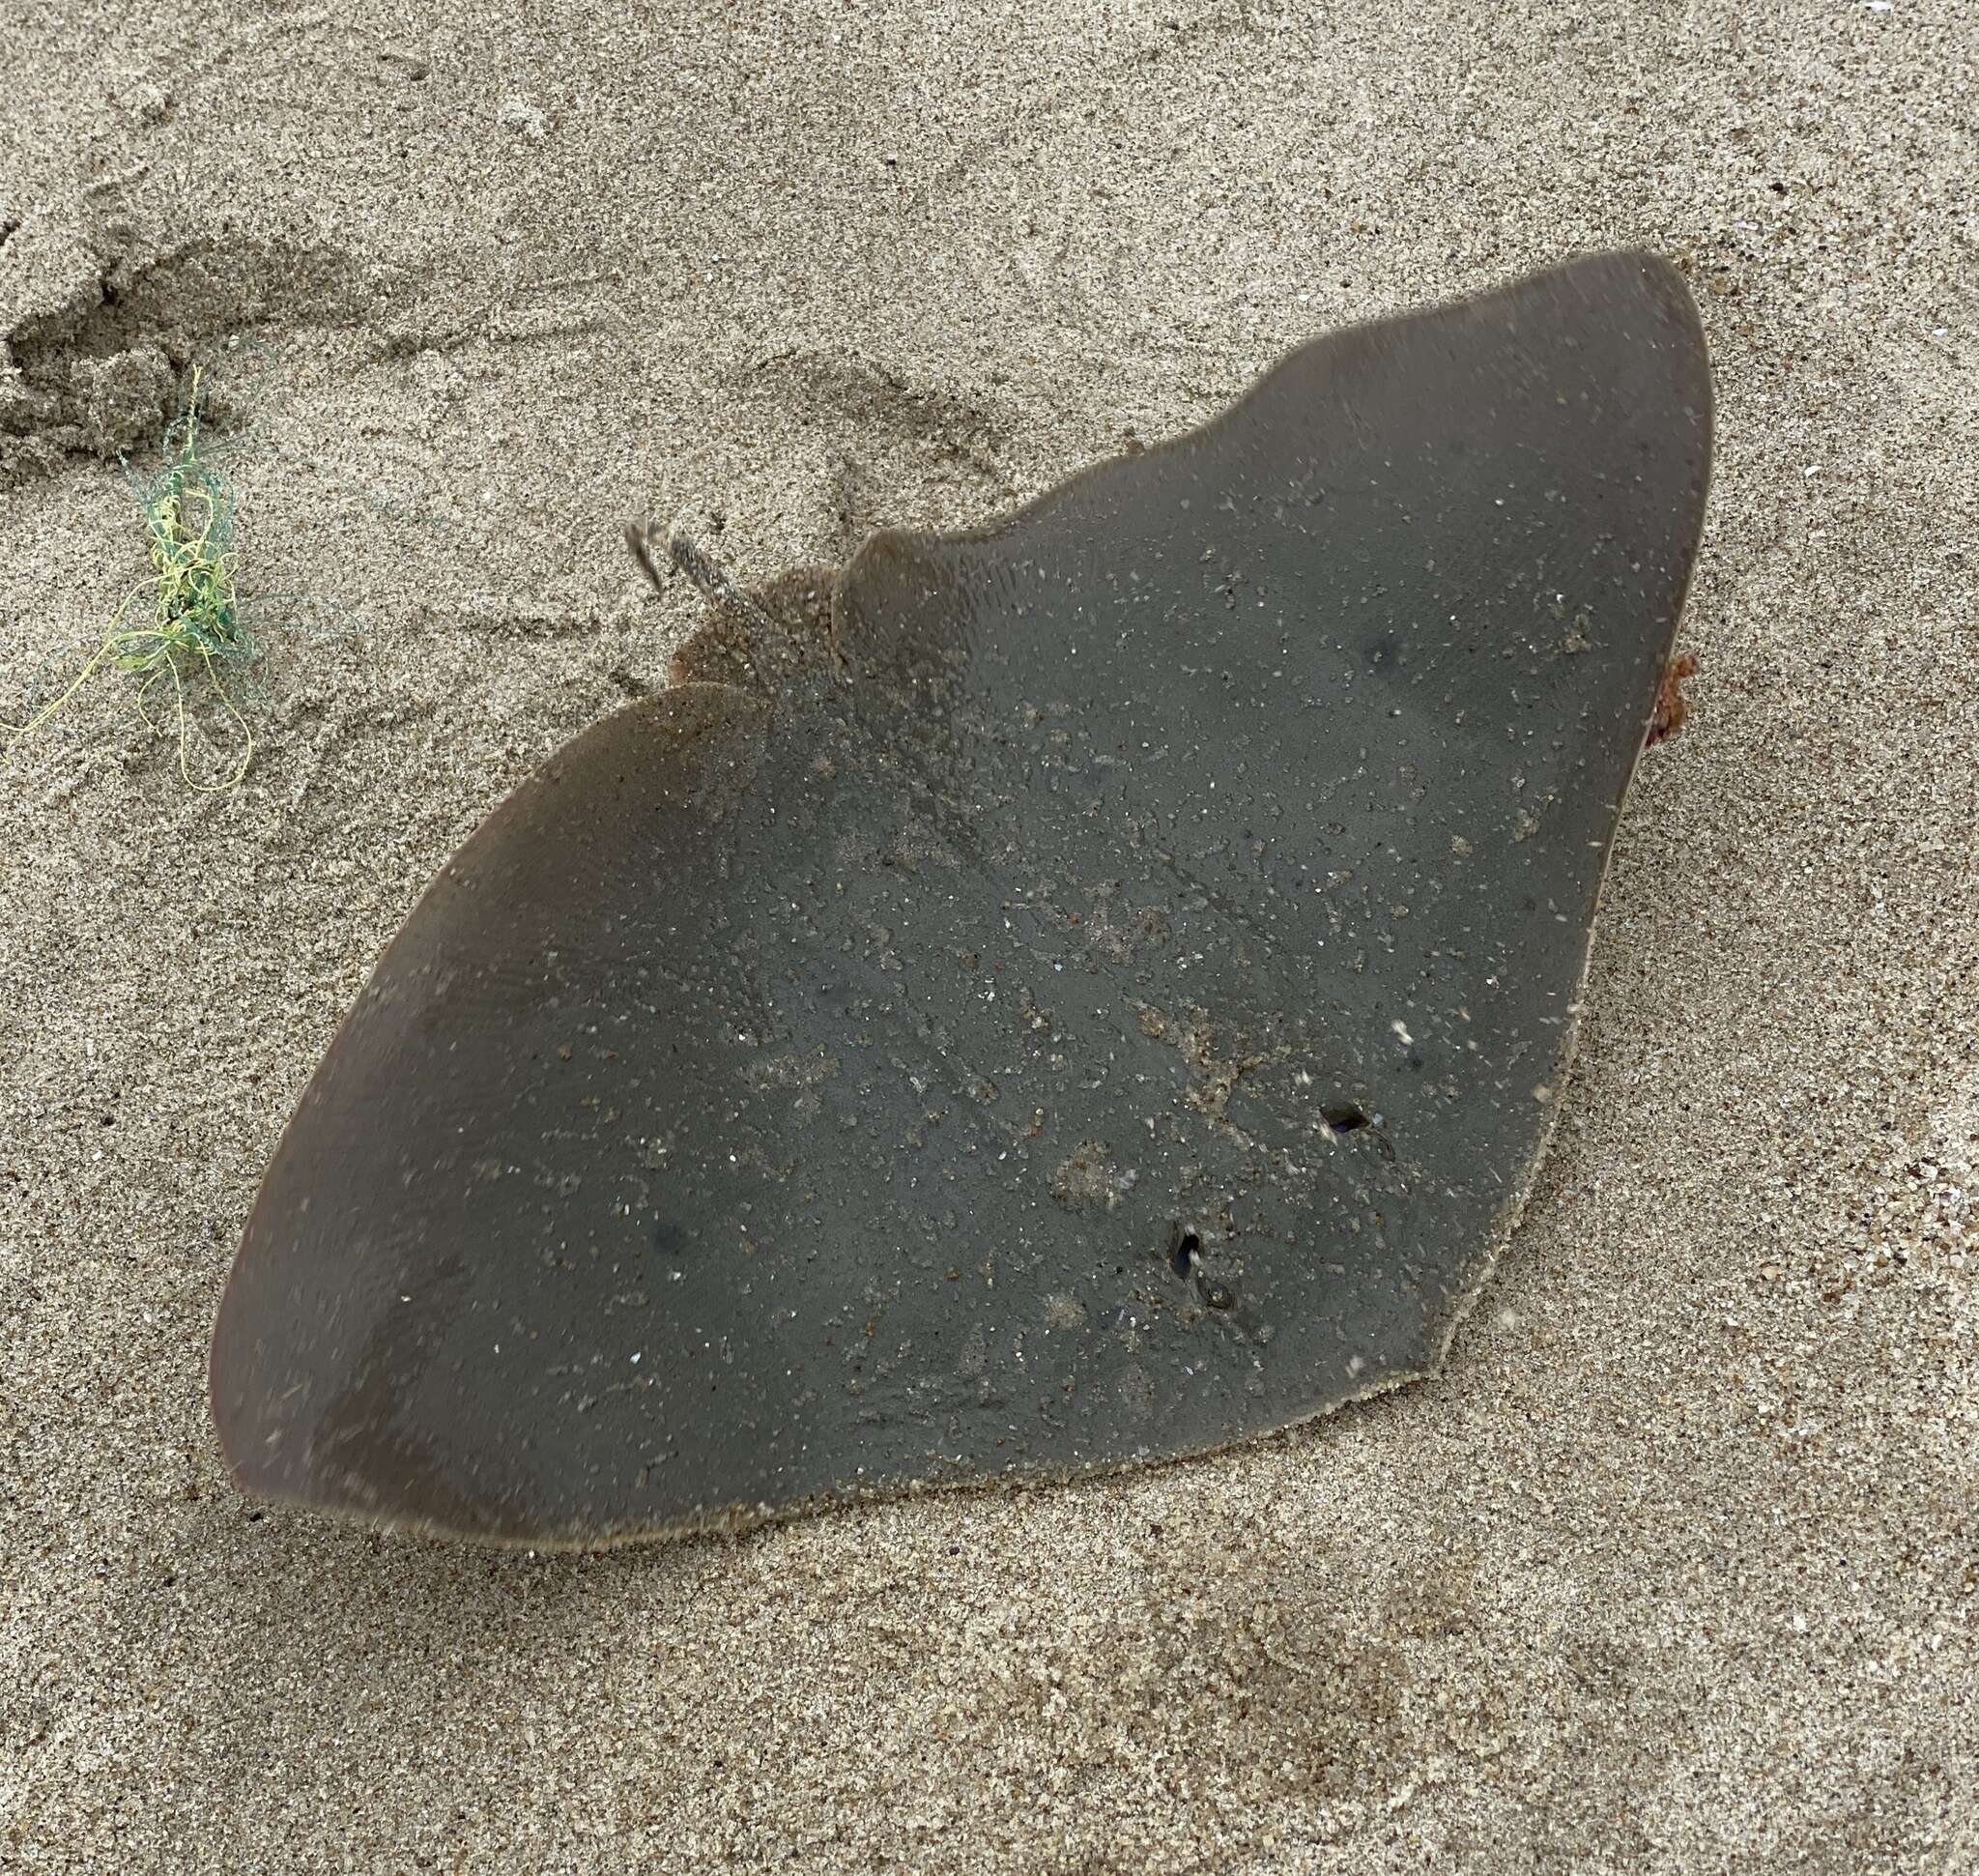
[4,1,1975,1869]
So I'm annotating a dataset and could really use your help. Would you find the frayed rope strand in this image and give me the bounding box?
[2,365,255,791]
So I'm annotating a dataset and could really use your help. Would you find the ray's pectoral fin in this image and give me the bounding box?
[210,682,776,1542]
[212,250,1711,1547]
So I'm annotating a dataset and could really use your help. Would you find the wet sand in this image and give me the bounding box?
[3,2,1974,1869]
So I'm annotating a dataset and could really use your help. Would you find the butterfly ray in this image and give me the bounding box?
[212,251,1711,1545]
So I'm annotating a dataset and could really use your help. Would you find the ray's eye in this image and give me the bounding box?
[1171,1227,1202,1278]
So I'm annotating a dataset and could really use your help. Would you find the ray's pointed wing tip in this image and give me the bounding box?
[209,1298,722,1550]
[208,1230,272,1495]
[1607,244,1702,309]
[839,248,1714,614]
[1444,248,1710,415]
[207,1287,529,1545]
[1575,247,1715,544]
[206,1257,329,1525]
[1603,245,1711,363]
[1584,247,1712,415]
[1536,244,1692,304]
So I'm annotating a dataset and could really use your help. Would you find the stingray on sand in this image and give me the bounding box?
[211,251,1711,1546]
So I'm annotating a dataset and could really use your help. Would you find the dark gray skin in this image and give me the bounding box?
[211,252,1711,1547]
